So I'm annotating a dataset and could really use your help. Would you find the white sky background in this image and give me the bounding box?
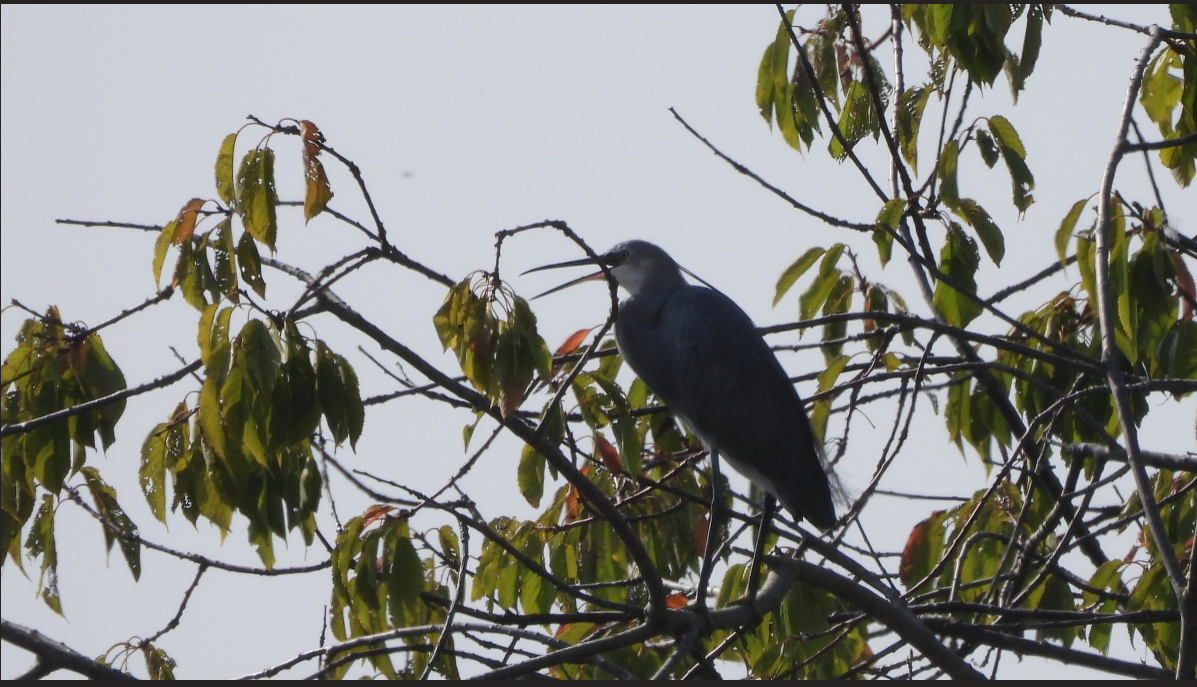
[1,4,1191,679]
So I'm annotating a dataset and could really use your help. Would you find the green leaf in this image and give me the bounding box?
[235,148,279,252]
[337,355,364,449]
[873,226,894,267]
[1006,4,1045,99]
[1173,4,1197,33]
[798,244,844,320]
[774,248,825,306]
[199,375,226,462]
[956,199,1005,266]
[1110,215,1135,363]
[1128,563,1180,670]
[876,199,906,231]
[81,466,141,581]
[140,424,169,523]
[816,354,850,394]
[73,333,127,449]
[1157,319,1197,381]
[897,85,932,173]
[517,444,545,508]
[975,129,999,168]
[1055,199,1088,268]
[933,223,982,327]
[142,642,177,680]
[988,115,1035,212]
[820,276,853,361]
[385,522,425,627]
[236,231,266,298]
[211,218,238,302]
[173,239,207,311]
[316,343,348,446]
[152,221,176,289]
[269,325,321,451]
[25,494,62,614]
[1140,51,1182,130]
[828,81,878,159]
[938,140,961,210]
[214,133,237,205]
[1082,560,1123,655]
[756,33,779,125]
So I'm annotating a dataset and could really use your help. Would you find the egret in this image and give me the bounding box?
[527,240,837,605]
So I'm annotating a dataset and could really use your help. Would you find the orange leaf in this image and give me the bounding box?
[595,435,622,476]
[564,484,581,522]
[299,121,333,221]
[665,593,690,609]
[172,198,205,244]
[299,120,325,156]
[554,328,594,357]
[899,515,935,585]
[360,504,394,529]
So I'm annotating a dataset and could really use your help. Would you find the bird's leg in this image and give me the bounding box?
[746,495,776,601]
[696,447,722,610]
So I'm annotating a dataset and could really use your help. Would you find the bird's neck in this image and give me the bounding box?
[617,268,687,301]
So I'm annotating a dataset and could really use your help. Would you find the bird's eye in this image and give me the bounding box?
[617,250,630,262]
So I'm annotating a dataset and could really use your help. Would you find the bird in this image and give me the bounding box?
[526,240,837,536]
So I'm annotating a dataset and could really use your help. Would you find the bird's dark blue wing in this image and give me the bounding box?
[616,285,836,529]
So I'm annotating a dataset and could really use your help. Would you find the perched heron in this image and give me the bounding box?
[528,240,837,604]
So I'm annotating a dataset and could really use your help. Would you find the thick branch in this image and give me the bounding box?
[1,618,135,680]
[1064,442,1197,472]
[1092,27,1187,599]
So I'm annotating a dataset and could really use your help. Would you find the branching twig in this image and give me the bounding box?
[1,359,202,438]
[1,619,135,680]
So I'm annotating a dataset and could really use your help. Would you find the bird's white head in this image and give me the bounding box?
[601,240,684,297]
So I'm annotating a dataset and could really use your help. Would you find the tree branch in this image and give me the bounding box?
[1063,442,1196,472]
[0,359,202,438]
[1092,26,1187,599]
[764,555,985,679]
[925,617,1172,679]
[1,618,136,680]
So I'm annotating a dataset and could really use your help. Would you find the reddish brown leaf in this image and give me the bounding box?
[360,504,394,529]
[899,512,942,587]
[1123,542,1140,563]
[595,435,622,476]
[554,328,594,357]
[564,484,580,522]
[665,593,690,609]
[172,198,205,244]
[299,121,333,222]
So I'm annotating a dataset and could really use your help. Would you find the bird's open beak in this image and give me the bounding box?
[522,256,610,300]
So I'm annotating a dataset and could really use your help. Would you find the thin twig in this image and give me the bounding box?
[1,359,202,438]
